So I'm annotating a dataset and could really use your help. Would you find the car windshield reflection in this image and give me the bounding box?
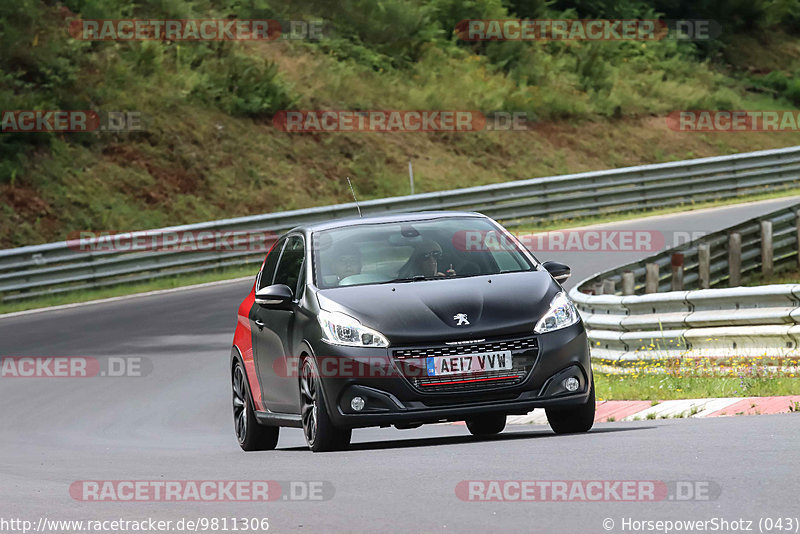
[312,217,534,289]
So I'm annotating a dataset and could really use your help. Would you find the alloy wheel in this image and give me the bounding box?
[300,360,319,446]
[232,364,248,444]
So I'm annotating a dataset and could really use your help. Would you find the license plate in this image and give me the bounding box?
[426,351,513,377]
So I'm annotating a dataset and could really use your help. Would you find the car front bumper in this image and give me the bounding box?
[308,322,592,429]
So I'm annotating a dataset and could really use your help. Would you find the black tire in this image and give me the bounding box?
[466,414,507,436]
[300,357,351,452]
[545,377,596,434]
[232,361,279,451]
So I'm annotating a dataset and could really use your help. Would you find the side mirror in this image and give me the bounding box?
[255,284,294,309]
[542,261,571,283]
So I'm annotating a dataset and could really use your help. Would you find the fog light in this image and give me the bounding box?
[350,396,366,411]
[563,377,580,392]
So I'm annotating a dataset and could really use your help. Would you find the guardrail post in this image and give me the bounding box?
[761,220,773,279]
[645,263,659,293]
[729,232,742,287]
[602,279,616,295]
[671,253,684,291]
[593,281,604,295]
[622,270,635,295]
[698,243,710,289]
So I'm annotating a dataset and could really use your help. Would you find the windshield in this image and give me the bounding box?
[312,217,534,289]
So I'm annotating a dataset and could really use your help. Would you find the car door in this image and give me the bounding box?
[250,234,305,414]
[249,236,285,410]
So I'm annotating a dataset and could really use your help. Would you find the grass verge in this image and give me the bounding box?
[745,268,800,286]
[595,373,799,401]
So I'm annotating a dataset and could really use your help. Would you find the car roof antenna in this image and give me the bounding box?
[346,177,362,218]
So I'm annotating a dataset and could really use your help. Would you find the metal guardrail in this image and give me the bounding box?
[571,285,800,362]
[569,202,800,366]
[576,205,800,295]
[3,145,800,301]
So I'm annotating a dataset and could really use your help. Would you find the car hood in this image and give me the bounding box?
[315,271,560,345]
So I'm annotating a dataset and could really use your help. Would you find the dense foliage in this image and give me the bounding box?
[1,0,799,246]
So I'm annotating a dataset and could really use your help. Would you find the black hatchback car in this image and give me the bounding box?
[230,211,594,452]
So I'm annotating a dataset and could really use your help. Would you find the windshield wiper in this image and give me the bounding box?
[385,275,428,283]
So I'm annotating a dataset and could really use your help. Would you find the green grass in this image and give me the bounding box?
[596,373,799,401]
[0,264,257,316]
[745,267,800,286]
[5,1,800,250]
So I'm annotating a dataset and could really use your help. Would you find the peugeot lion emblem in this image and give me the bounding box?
[453,313,470,326]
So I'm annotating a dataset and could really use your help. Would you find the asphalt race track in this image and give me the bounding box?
[1,198,799,534]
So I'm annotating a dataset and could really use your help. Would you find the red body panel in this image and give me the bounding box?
[232,247,276,412]
[233,280,263,411]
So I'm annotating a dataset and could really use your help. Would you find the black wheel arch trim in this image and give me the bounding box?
[230,346,261,419]
[230,345,244,369]
[297,338,332,406]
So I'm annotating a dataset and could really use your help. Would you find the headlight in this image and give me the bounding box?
[318,309,389,347]
[534,292,579,334]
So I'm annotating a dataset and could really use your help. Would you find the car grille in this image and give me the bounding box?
[392,336,539,393]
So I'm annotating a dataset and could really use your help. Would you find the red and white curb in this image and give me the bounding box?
[502,396,800,425]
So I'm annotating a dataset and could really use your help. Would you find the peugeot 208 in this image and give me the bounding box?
[230,212,594,452]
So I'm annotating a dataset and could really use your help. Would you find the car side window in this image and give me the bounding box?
[258,237,286,290]
[273,235,305,297]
